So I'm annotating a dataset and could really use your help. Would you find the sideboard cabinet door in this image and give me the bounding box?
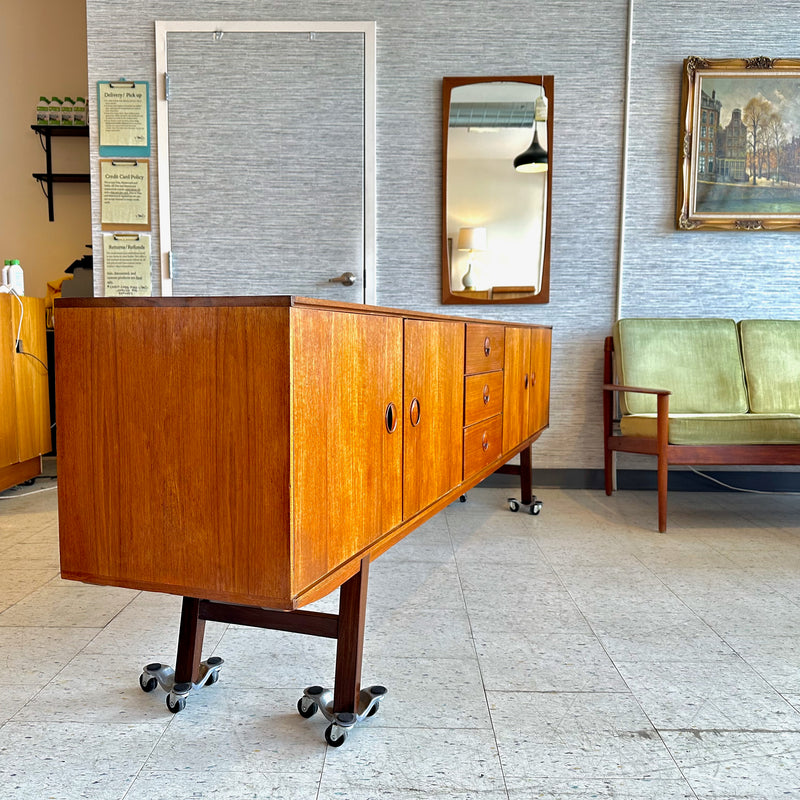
[291,309,404,592]
[502,326,532,453]
[402,318,465,519]
[528,327,551,437]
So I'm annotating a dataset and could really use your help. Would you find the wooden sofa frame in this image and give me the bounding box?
[603,336,800,532]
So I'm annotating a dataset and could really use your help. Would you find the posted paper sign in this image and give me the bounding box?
[103,234,152,296]
[100,160,150,228]
[97,80,150,156]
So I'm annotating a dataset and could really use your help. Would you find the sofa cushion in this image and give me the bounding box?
[614,318,748,415]
[739,319,800,414]
[620,412,800,445]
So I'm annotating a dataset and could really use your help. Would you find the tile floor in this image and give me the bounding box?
[2,477,800,798]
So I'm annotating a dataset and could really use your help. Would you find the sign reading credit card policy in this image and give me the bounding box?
[103,233,152,296]
[100,160,150,229]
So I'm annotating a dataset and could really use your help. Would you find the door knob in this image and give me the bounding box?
[329,272,356,286]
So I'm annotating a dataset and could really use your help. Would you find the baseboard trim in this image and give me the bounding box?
[482,468,800,492]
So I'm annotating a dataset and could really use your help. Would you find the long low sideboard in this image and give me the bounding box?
[55,296,551,745]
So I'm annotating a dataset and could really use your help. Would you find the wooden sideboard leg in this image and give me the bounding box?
[175,597,207,685]
[519,445,533,506]
[332,556,369,715]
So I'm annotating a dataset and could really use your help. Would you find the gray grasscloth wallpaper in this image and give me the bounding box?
[85,0,800,475]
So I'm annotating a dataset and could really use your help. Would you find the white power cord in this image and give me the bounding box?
[0,484,57,499]
[687,465,800,496]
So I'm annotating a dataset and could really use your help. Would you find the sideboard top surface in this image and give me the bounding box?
[55,295,552,329]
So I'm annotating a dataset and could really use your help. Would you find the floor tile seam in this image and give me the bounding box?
[445,512,513,799]
[559,622,700,793]
[117,711,182,800]
[655,726,800,734]
[0,571,64,612]
[718,635,800,698]
[485,688,634,695]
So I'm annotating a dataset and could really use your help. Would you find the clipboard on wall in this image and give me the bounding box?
[100,159,150,230]
[97,79,150,157]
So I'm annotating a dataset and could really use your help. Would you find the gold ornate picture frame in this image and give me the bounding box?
[677,56,800,231]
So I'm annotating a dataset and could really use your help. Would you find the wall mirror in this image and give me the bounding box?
[442,75,553,304]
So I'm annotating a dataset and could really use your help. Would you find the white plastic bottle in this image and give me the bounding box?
[7,260,24,295]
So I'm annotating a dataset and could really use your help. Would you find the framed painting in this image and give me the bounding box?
[677,56,800,231]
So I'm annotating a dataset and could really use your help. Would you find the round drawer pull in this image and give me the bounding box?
[483,384,490,405]
[385,402,398,434]
[483,337,491,357]
[482,432,489,451]
[409,397,421,427]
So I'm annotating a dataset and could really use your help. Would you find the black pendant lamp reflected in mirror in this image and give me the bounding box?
[514,88,548,173]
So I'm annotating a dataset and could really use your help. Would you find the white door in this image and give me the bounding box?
[155,22,375,302]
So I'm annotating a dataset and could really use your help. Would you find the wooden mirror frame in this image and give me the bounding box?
[442,75,553,305]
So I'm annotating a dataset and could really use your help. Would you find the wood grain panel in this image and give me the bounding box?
[0,296,18,467]
[529,327,552,436]
[15,297,50,461]
[502,326,531,452]
[465,323,505,375]
[464,370,504,427]
[57,305,293,607]
[403,318,465,518]
[290,308,403,594]
[463,413,502,480]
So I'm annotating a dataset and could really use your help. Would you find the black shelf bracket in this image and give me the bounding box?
[31,125,89,221]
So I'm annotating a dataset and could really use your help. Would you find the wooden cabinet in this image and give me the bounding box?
[0,295,50,492]
[502,325,552,452]
[502,326,532,453]
[292,308,404,591]
[403,318,464,518]
[56,297,550,611]
[529,326,552,437]
[463,323,505,481]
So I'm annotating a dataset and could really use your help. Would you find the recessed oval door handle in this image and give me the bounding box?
[483,384,490,405]
[409,397,421,427]
[328,271,356,286]
[483,337,491,357]
[385,402,398,434]
[524,373,529,390]
[482,432,489,451]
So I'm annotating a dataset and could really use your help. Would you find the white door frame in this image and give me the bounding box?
[154,20,376,303]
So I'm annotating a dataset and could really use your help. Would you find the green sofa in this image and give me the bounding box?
[603,318,800,531]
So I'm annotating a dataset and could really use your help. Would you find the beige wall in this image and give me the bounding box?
[1,0,89,299]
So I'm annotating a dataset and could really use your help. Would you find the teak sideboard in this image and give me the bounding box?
[55,296,551,744]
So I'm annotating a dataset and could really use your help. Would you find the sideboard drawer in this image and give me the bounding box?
[463,413,503,480]
[464,371,504,427]
[465,324,505,375]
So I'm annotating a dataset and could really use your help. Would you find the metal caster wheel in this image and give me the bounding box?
[459,494,467,503]
[205,670,220,686]
[325,723,347,747]
[530,500,542,515]
[166,694,186,714]
[508,498,520,512]
[367,701,380,717]
[139,673,158,693]
[297,697,318,719]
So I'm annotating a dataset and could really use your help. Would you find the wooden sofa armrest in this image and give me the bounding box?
[603,383,671,396]
[603,382,670,455]
[603,334,670,447]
